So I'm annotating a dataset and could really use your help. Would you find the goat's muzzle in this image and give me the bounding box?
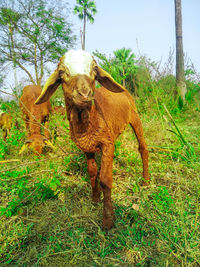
[72,90,94,108]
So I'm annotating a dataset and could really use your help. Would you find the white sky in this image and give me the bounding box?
[68,0,200,73]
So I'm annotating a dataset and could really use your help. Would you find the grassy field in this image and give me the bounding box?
[0,93,200,266]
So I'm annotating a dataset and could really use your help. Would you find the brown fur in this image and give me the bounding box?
[36,56,149,229]
[0,113,12,141]
[19,85,52,154]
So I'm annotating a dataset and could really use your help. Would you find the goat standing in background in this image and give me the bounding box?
[0,112,12,141]
[36,50,149,229]
[19,85,52,154]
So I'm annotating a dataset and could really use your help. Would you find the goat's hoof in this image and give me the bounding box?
[141,181,150,187]
[141,178,150,186]
[92,191,101,203]
[102,217,115,230]
[92,195,100,203]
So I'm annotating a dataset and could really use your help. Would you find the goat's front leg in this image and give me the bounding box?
[3,129,7,141]
[100,143,115,230]
[85,152,101,203]
[24,116,30,137]
[44,117,50,139]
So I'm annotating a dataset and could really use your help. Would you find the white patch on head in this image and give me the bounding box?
[63,50,93,76]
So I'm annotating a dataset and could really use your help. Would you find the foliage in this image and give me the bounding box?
[0,170,54,217]
[94,48,138,93]
[73,0,97,50]
[0,100,19,113]
[0,127,25,160]
[0,0,76,86]
[49,85,65,107]
[74,0,97,23]
[185,81,200,103]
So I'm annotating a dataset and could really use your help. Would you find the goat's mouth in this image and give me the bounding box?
[72,97,93,108]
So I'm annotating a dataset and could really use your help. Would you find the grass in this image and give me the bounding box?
[0,97,200,266]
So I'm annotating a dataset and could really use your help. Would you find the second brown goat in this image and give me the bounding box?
[20,85,52,154]
[35,50,149,229]
[0,112,12,141]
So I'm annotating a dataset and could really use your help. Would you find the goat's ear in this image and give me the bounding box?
[19,143,28,154]
[35,70,61,104]
[95,66,125,93]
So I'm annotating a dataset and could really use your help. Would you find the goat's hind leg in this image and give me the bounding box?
[130,111,149,185]
[3,129,7,141]
[100,144,115,229]
[85,152,101,203]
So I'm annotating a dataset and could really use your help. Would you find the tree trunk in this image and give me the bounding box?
[83,9,86,50]
[34,42,39,85]
[175,0,186,101]
[9,25,18,90]
[38,55,44,87]
[80,28,84,50]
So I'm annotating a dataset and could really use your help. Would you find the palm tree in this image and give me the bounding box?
[175,0,186,102]
[73,0,97,50]
[113,48,137,87]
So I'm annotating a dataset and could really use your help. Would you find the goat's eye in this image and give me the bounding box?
[59,70,64,76]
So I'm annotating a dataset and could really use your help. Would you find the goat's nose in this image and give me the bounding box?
[79,90,92,99]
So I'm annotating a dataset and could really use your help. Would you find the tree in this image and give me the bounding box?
[93,48,138,93]
[73,0,97,50]
[0,0,76,88]
[175,0,187,102]
[113,48,138,87]
[0,7,21,89]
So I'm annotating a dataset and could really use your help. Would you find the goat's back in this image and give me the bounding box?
[20,85,51,118]
[20,85,44,106]
[94,87,137,138]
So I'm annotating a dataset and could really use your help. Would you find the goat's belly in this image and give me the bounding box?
[72,136,101,153]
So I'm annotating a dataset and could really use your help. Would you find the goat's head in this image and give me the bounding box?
[35,50,125,107]
[19,134,54,155]
[66,74,95,108]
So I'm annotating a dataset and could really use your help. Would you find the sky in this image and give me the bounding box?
[67,0,200,73]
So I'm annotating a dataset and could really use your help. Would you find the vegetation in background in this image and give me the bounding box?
[73,0,97,50]
[94,48,138,93]
[0,0,76,88]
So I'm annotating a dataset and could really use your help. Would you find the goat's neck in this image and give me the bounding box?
[28,108,44,136]
[67,103,96,135]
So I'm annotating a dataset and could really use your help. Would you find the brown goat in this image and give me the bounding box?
[0,112,12,141]
[35,50,149,229]
[19,85,52,154]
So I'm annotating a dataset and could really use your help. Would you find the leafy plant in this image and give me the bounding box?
[163,104,197,161]
[93,48,138,93]
[0,0,76,86]
[73,0,97,50]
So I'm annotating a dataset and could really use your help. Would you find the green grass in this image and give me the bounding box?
[0,97,200,266]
